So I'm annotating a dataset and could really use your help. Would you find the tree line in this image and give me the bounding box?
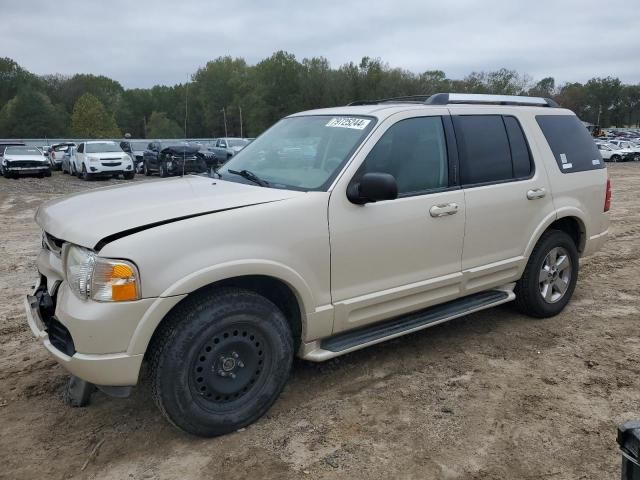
[1,52,639,139]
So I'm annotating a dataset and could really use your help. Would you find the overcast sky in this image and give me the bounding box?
[3,0,639,88]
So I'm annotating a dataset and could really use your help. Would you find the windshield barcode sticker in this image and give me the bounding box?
[326,118,371,130]
[562,163,573,169]
[592,159,600,165]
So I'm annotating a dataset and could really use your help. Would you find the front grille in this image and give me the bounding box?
[44,317,76,356]
[8,161,45,168]
[101,162,122,167]
[101,157,121,161]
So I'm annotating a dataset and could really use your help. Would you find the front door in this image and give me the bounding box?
[329,113,466,333]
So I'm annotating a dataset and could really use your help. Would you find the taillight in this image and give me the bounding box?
[604,177,612,212]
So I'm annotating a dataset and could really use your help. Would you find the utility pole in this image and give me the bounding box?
[221,107,228,137]
[239,106,243,138]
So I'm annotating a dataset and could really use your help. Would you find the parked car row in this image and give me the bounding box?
[595,128,640,162]
[3,136,253,180]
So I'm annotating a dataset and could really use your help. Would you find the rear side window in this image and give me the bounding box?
[504,116,532,178]
[536,115,604,173]
[454,115,533,186]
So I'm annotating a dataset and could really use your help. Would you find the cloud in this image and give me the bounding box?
[3,0,639,88]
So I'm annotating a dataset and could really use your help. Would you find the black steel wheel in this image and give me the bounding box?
[150,287,293,437]
[189,324,268,408]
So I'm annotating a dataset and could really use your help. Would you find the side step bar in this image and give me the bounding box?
[304,289,514,361]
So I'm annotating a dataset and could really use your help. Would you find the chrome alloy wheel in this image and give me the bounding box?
[539,246,572,303]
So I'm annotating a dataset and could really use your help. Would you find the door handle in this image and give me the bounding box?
[429,203,459,217]
[527,188,546,200]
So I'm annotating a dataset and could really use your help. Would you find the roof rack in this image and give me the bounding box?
[348,95,432,106]
[347,93,559,108]
[425,93,559,107]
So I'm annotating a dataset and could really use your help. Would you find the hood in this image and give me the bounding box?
[161,145,199,155]
[5,154,47,162]
[230,145,245,152]
[35,175,304,250]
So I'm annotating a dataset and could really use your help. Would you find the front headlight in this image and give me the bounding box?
[64,245,141,302]
[88,156,99,162]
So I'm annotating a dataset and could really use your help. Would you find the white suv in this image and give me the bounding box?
[25,93,610,437]
[72,141,135,180]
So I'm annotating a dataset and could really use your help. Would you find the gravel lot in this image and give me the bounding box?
[1,165,639,479]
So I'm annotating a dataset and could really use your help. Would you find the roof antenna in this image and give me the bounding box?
[182,75,189,177]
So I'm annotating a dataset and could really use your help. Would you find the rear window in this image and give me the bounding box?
[536,115,604,173]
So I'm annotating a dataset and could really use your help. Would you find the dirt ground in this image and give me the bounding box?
[0,165,638,480]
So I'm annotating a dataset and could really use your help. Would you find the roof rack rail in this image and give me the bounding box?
[425,93,559,108]
[348,95,432,106]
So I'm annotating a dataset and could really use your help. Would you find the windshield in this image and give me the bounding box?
[218,115,375,190]
[228,139,249,147]
[5,146,42,156]
[53,144,74,152]
[86,142,122,153]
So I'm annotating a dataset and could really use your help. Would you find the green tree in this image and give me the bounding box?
[0,88,67,137]
[115,88,154,138]
[145,111,183,138]
[0,57,40,111]
[71,93,121,138]
[528,77,556,98]
[59,74,124,114]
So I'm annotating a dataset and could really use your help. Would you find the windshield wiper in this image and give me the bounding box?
[227,169,269,187]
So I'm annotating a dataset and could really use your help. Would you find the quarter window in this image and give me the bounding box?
[360,116,448,195]
[536,115,604,173]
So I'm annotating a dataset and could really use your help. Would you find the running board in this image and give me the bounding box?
[304,289,514,361]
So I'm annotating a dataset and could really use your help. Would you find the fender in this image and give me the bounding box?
[523,207,588,259]
[126,259,318,355]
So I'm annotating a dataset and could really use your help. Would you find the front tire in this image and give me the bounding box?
[81,164,92,181]
[144,161,151,176]
[149,288,293,437]
[611,154,621,163]
[514,230,579,318]
[159,161,168,178]
[123,171,135,180]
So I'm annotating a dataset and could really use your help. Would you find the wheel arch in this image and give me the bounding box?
[130,264,315,358]
[525,210,587,259]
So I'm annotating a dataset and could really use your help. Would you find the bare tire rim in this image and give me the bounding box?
[539,246,572,303]
[189,320,270,410]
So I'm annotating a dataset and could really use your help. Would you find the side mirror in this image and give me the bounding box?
[347,172,398,205]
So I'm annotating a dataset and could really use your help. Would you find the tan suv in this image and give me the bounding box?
[25,93,610,436]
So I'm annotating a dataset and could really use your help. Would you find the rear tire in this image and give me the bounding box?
[149,288,293,437]
[159,162,168,178]
[144,162,151,176]
[611,154,621,163]
[514,230,579,318]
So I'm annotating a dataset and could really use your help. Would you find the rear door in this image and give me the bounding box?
[448,109,555,293]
